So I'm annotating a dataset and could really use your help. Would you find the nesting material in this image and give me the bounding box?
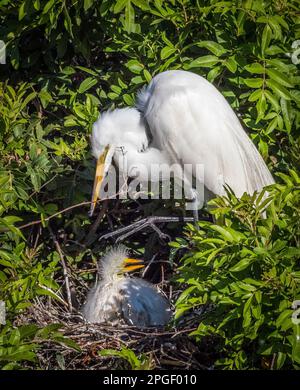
[82,246,172,327]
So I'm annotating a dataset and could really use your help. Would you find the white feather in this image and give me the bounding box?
[138,70,274,197]
[91,108,148,159]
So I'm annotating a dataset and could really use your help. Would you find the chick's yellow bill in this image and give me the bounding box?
[123,258,144,273]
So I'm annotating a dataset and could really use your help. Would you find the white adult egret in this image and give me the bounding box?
[82,246,171,327]
[89,70,274,217]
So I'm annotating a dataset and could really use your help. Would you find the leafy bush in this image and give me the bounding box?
[174,171,300,369]
[0,323,80,369]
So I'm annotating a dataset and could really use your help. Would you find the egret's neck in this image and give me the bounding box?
[114,145,171,182]
[103,273,125,284]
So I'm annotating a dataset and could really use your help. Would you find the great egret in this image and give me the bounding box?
[82,245,171,327]
[90,70,274,217]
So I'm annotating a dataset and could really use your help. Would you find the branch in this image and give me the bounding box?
[83,199,109,247]
[48,225,73,312]
[18,201,93,230]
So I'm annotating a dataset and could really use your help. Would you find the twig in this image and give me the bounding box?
[17,189,124,231]
[142,254,157,278]
[18,200,93,230]
[83,199,109,247]
[270,353,276,370]
[48,225,73,312]
[28,173,59,199]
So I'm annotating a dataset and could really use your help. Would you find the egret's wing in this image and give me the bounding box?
[121,279,171,327]
[138,70,274,197]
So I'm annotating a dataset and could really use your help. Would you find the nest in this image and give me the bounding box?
[15,296,215,370]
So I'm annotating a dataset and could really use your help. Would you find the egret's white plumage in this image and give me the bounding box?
[90,70,274,215]
[82,246,171,327]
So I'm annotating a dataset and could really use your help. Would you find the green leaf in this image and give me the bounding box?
[210,225,235,242]
[160,46,176,60]
[264,90,280,111]
[266,79,292,100]
[196,41,227,57]
[114,0,127,13]
[28,168,40,192]
[245,63,265,74]
[63,7,73,38]
[132,0,150,10]
[256,91,267,122]
[243,78,263,88]
[207,66,222,82]
[261,24,272,55]
[76,66,98,77]
[185,55,220,69]
[275,352,286,369]
[143,69,152,83]
[230,258,253,272]
[280,98,291,133]
[265,116,278,135]
[33,0,40,11]
[43,0,55,14]
[266,69,294,88]
[126,59,144,74]
[224,56,237,73]
[84,0,94,11]
[124,2,135,33]
[248,89,261,102]
[18,2,26,20]
[9,329,20,346]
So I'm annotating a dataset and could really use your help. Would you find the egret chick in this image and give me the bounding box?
[82,246,172,327]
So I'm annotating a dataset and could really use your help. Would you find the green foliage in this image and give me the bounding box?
[174,171,300,369]
[0,0,299,171]
[99,347,154,370]
[0,0,299,369]
[0,323,80,369]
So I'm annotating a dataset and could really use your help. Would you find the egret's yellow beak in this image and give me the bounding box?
[89,145,110,217]
[122,258,144,273]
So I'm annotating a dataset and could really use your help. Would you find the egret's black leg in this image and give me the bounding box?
[98,216,205,242]
[115,220,155,242]
[148,223,171,242]
[189,189,201,229]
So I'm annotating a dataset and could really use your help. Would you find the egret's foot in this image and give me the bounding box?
[98,216,205,242]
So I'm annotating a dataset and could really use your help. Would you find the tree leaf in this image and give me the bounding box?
[245,63,265,74]
[113,0,127,13]
[196,41,227,57]
[161,46,176,60]
[78,77,97,93]
[243,78,263,88]
[185,55,220,69]
[266,79,292,100]
[266,68,294,88]
[261,24,272,55]
[126,59,144,74]
[230,258,253,272]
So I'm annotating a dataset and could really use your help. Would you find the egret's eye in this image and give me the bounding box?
[137,143,147,153]
[116,146,126,155]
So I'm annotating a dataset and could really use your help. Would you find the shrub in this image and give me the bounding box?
[174,171,300,369]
